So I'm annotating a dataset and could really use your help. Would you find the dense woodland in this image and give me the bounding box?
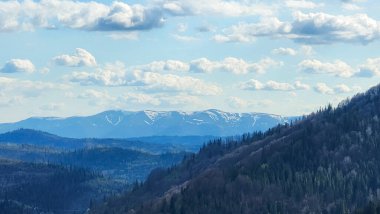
[91,84,380,213]
[0,159,113,213]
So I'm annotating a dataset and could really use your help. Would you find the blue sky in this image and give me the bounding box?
[1,0,380,122]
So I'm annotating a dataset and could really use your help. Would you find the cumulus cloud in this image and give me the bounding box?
[66,62,222,95]
[135,57,281,74]
[298,57,380,78]
[240,79,310,91]
[0,0,164,32]
[0,0,276,33]
[213,17,291,43]
[130,71,222,95]
[356,58,380,77]
[190,57,282,74]
[214,12,380,44]
[0,59,35,73]
[272,48,297,56]
[138,60,190,72]
[298,59,354,78]
[53,48,97,67]
[334,84,353,93]
[314,83,334,94]
[314,83,360,94]
[272,46,314,56]
[68,61,128,86]
[290,12,380,44]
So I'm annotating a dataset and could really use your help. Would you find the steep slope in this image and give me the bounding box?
[91,84,380,214]
[0,110,289,138]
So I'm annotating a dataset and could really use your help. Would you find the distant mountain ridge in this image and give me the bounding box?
[0,109,290,138]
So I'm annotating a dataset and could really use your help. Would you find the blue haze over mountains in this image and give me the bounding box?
[0,109,292,138]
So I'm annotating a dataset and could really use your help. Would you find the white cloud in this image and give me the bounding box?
[314,83,334,94]
[0,1,21,32]
[68,61,128,86]
[53,48,97,67]
[294,81,311,90]
[213,17,291,43]
[334,84,352,93]
[291,12,380,44]
[137,60,190,72]
[131,71,222,95]
[314,83,359,94]
[0,59,35,73]
[298,59,354,78]
[297,57,380,78]
[0,0,277,33]
[272,46,314,56]
[190,57,281,74]
[356,58,380,77]
[272,48,297,56]
[0,0,165,32]
[135,57,281,75]
[214,12,380,44]
[66,62,221,95]
[162,0,275,17]
[240,79,309,91]
[285,0,324,9]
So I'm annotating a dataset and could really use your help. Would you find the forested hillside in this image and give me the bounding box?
[0,159,121,213]
[92,84,380,214]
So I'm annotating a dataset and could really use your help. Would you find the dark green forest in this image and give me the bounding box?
[91,84,380,213]
[0,159,116,214]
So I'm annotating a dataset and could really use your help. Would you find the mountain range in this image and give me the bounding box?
[90,84,380,213]
[0,109,291,138]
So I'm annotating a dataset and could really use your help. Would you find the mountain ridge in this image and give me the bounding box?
[0,109,291,138]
